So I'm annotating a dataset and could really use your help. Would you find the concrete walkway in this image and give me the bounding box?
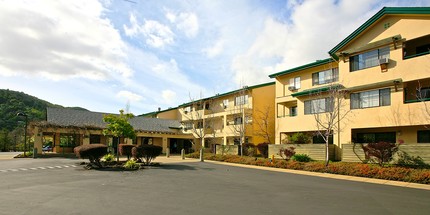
[0,152,21,160]
[158,156,430,191]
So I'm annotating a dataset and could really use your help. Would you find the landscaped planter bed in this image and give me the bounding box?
[187,153,430,184]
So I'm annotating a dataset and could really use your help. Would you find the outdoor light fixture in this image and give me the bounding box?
[16,112,28,157]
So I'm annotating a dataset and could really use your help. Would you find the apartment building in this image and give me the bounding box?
[269,7,430,161]
[145,82,275,152]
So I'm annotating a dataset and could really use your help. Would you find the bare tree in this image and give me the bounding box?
[310,83,351,167]
[181,93,211,161]
[254,105,274,144]
[228,86,252,156]
[416,80,430,121]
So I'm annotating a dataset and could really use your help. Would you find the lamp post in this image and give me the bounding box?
[16,112,28,157]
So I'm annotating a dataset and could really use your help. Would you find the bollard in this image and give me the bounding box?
[199,148,204,162]
[166,148,170,158]
[271,154,275,163]
[33,148,37,159]
[181,149,185,160]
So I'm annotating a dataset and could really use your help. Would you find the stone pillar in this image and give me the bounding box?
[33,127,43,154]
[162,137,168,153]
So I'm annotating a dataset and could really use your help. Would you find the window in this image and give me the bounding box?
[184,106,191,113]
[350,46,390,71]
[351,88,390,109]
[235,95,249,106]
[403,35,430,59]
[289,77,301,90]
[196,121,204,129]
[312,68,339,85]
[418,130,430,143]
[313,134,333,144]
[290,106,297,116]
[234,116,243,125]
[417,87,430,100]
[183,122,193,131]
[356,132,396,143]
[90,135,101,144]
[223,99,229,108]
[304,98,333,114]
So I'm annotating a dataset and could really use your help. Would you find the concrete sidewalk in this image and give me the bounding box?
[0,152,21,160]
[159,156,430,191]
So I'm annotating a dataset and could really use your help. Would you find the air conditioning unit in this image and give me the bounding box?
[379,58,389,65]
[288,86,296,91]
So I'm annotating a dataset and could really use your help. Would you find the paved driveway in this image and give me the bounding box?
[0,157,429,215]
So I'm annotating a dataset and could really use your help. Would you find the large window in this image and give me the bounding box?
[355,132,396,143]
[304,98,334,114]
[312,68,339,86]
[403,35,430,59]
[290,106,297,117]
[184,106,191,113]
[289,77,301,90]
[223,99,229,109]
[417,130,430,143]
[90,135,101,144]
[350,46,390,71]
[313,134,333,144]
[350,88,390,109]
[235,95,249,106]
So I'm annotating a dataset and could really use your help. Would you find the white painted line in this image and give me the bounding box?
[63,165,69,168]
[71,165,77,167]
[55,166,62,168]
[19,168,28,171]
[10,169,18,172]
[38,167,46,170]
[30,168,38,170]
[0,170,7,172]
[47,166,55,169]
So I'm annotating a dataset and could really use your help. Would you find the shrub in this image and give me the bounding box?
[279,146,296,161]
[123,159,140,170]
[74,144,108,168]
[132,144,162,165]
[103,153,115,162]
[119,144,135,160]
[256,143,269,158]
[362,141,399,166]
[396,151,428,168]
[291,154,312,162]
[243,143,256,156]
[289,132,311,144]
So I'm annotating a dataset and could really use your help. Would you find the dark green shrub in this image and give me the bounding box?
[119,144,135,160]
[243,143,256,156]
[291,154,312,162]
[289,132,311,144]
[279,146,296,161]
[256,143,269,158]
[132,145,162,165]
[396,151,428,168]
[363,141,399,166]
[74,144,108,168]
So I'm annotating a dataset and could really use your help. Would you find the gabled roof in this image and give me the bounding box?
[269,58,333,78]
[329,7,430,59]
[45,107,182,133]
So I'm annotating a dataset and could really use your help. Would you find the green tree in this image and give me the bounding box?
[102,110,136,162]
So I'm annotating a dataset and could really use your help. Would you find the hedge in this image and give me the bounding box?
[185,154,430,184]
[74,144,108,168]
[119,144,135,160]
[132,144,162,165]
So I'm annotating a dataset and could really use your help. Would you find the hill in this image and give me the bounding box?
[0,89,87,131]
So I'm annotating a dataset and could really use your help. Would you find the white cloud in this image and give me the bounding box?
[230,0,383,86]
[166,11,199,38]
[161,90,177,105]
[203,40,224,58]
[124,13,174,48]
[0,0,132,81]
[116,90,143,102]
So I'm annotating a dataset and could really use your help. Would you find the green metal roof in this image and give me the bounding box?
[269,58,333,78]
[329,7,430,59]
[291,84,344,97]
[179,81,275,107]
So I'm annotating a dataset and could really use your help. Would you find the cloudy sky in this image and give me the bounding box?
[1,0,429,114]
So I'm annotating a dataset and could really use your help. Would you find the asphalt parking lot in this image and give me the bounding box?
[0,157,429,215]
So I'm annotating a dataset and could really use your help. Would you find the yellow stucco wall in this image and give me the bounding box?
[274,13,430,152]
[251,84,276,144]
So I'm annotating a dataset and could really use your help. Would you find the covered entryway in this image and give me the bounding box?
[169,138,193,154]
